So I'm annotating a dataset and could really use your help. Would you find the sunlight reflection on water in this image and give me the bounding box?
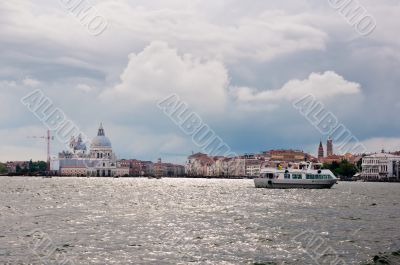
[0,177,399,264]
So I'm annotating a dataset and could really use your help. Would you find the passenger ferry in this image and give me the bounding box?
[254,162,337,189]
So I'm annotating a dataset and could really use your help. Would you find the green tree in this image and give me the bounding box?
[36,161,47,172]
[323,160,357,180]
[16,164,22,174]
[21,165,28,175]
[28,159,33,174]
[0,163,7,174]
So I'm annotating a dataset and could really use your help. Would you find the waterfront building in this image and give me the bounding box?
[163,163,185,177]
[186,153,211,176]
[119,159,151,176]
[60,165,87,176]
[245,159,263,177]
[320,153,359,165]
[116,158,183,177]
[140,161,155,176]
[320,154,345,164]
[264,149,306,163]
[6,161,29,173]
[154,158,165,178]
[229,157,246,177]
[51,123,129,177]
[361,152,400,181]
[186,153,263,177]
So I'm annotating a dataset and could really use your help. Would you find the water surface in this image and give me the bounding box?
[1,177,399,264]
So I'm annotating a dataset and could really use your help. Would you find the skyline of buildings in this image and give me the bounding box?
[3,131,400,181]
[48,123,184,178]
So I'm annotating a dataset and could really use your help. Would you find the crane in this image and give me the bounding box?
[28,130,54,171]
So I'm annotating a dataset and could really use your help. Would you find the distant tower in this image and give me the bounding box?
[327,137,333,157]
[318,141,324,160]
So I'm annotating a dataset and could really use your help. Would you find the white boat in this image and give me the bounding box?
[254,162,337,189]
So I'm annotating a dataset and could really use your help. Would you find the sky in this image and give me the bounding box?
[1,0,399,163]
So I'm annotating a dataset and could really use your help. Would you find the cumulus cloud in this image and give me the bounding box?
[231,71,361,110]
[1,1,400,161]
[100,41,229,113]
[101,42,363,116]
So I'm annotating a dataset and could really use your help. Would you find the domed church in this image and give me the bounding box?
[52,123,129,177]
[90,123,114,160]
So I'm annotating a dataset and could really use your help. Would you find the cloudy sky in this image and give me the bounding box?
[1,0,399,163]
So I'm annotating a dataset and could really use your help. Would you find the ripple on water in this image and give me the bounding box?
[0,177,399,264]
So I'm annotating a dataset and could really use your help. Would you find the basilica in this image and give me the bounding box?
[51,123,129,177]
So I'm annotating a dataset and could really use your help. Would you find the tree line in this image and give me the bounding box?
[1,160,48,175]
[323,159,360,180]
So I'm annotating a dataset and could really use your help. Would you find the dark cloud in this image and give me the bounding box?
[0,0,399,162]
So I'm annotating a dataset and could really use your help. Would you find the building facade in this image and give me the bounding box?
[264,150,306,163]
[186,153,264,177]
[51,123,129,177]
[361,152,400,181]
[6,161,29,173]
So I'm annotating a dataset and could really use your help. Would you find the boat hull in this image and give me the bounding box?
[254,178,336,189]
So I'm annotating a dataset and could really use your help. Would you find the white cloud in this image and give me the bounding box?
[0,125,50,162]
[231,71,361,110]
[101,3,328,62]
[0,145,45,162]
[0,80,17,87]
[77,83,94,93]
[0,1,330,69]
[360,137,400,154]
[100,41,229,113]
[100,43,363,117]
[22,77,41,87]
[0,1,399,161]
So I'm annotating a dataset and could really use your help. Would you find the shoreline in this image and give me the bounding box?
[2,175,400,183]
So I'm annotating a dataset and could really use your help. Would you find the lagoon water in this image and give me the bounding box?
[0,177,399,264]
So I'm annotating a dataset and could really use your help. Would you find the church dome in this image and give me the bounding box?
[91,136,111,148]
[91,123,112,148]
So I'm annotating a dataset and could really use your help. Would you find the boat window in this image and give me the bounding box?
[284,173,290,179]
[292,174,302,179]
[306,174,315,179]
